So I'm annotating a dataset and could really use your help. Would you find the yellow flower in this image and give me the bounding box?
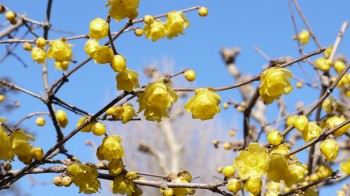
[84,39,100,58]
[47,39,72,62]
[244,178,261,196]
[267,181,281,193]
[267,130,283,145]
[270,143,291,155]
[298,29,310,45]
[316,165,333,179]
[294,115,309,132]
[108,159,124,176]
[110,55,127,72]
[89,18,109,40]
[93,46,114,64]
[116,68,140,92]
[9,130,35,163]
[227,178,241,193]
[144,19,166,41]
[121,104,136,124]
[111,174,135,195]
[334,60,346,73]
[0,94,5,103]
[107,0,139,21]
[54,61,70,71]
[266,154,289,182]
[67,162,101,193]
[320,138,339,161]
[284,162,308,186]
[184,88,221,120]
[31,47,46,64]
[96,135,124,161]
[259,67,293,104]
[315,57,332,72]
[324,46,333,58]
[55,110,68,128]
[172,177,194,196]
[138,81,177,122]
[234,143,269,179]
[325,116,350,137]
[76,117,93,132]
[165,11,190,39]
[0,126,14,161]
[286,115,297,126]
[340,158,350,174]
[302,122,321,142]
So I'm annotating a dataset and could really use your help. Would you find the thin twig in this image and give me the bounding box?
[0,80,44,101]
[292,0,322,49]
[13,112,50,129]
[329,21,348,61]
[282,62,350,136]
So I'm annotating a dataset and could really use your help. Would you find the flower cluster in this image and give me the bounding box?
[292,115,322,142]
[96,135,124,161]
[184,88,221,120]
[258,67,293,104]
[0,127,43,164]
[160,171,195,195]
[116,68,140,92]
[47,39,73,70]
[67,162,101,193]
[111,173,136,195]
[324,115,350,137]
[105,104,136,124]
[314,45,348,73]
[107,0,140,21]
[142,11,190,41]
[137,80,177,122]
[267,146,308,187]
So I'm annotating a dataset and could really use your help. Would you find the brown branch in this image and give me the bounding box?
[0,80,44,101]
[282,61,350,137]
[134,48,323,93]
[131,6,200,24]
[106,15,118,55]
[0,92,130,188]
[43,0,53,39]
[0,19,24,40]
[52,96,90,116]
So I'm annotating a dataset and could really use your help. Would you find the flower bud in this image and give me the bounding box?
[227,178,241,193]
[222,165,235,178]
[245,178,261,196]
[320,139,339,161]
[294,115,309,132]
[89,18,109,40]
[267,130,283,145]
[184,69,196,82]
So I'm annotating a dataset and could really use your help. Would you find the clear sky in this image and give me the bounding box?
[1,0,350,195]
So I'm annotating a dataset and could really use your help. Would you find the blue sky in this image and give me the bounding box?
[1,0,350,195]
